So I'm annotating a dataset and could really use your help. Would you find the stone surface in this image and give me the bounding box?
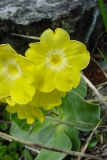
[0,0,97,54]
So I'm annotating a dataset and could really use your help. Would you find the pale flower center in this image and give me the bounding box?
[46,50,67,71]
[2,59,22,80]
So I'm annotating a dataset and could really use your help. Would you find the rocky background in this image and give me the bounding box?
[0,1,107,159]
[0,0,104,54]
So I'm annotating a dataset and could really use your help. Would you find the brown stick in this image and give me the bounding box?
[0,131,104,160]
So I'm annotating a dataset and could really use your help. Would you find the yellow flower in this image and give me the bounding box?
[0,44,35,104]
[31,89,66,110]
[6,103,44,124]
[25,28,90,92]
[4,89,66,124]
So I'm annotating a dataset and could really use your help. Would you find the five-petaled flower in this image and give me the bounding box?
[6,103,44,124]
[0,28,90,124]
[25,28,90,92]
[0,44,35,104]
[0,96,44,124]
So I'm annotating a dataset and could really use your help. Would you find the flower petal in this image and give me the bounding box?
[11,77,35,104]
[25,44,47,66]
[40,29,55,50]
[30,107,44,123]
[9,104,44,124]
[29,42,48,56]
[41,90,62,110]
[0,98,7,103]
[35,65,55,92]
[0,44,16,61]
[64,40,90,70]
[55,28,70,49]
[0,75,10,98]
[6,97,16,106]
[55,68,80,91]
[17,105,35,124]
[30,90,41,107]
[16,54,35,84]
[64,40,87,56]
[68,51,90,70]
[6,104,17,113]
[26,116,35,124]
[16,105,26,119]
[55,89,66,97]
[40,28,70,51]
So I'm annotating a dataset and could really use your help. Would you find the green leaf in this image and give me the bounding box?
[10,122,72,160]
[29,124,55,144]
[10,122,29,140]
[17,142,23,153]
[8,141,17,149]
[72,77,87,98]
[97,0,107,32]
[10,113,31,131]
[61,91,100,131]
[0,123,9,131]
[97,48,107,64]
[9,82,100,160]
[87,137,98,149]
[0,146,7,158]
[35,125,72,160]
[10,153,19,160]
[63,125,80,151]
[0,141,2,146]
[10,122,56,144]
[4,154,13,160]
[22,149,33,160]
[2,109,10,121]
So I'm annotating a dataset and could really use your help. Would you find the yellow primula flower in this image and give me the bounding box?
[25,28,90,92]
[30,89,66,110]
[0,44,35,104]
[6,103,44,124]
[2,96,44,124]
[4,89,65,124]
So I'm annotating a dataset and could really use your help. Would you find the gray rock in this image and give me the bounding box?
[0,0,97,54]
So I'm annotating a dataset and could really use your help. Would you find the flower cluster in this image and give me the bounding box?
[0,28,90,124]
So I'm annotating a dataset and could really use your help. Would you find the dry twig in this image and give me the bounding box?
[0,132,104,160]
[11,33,40,40]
